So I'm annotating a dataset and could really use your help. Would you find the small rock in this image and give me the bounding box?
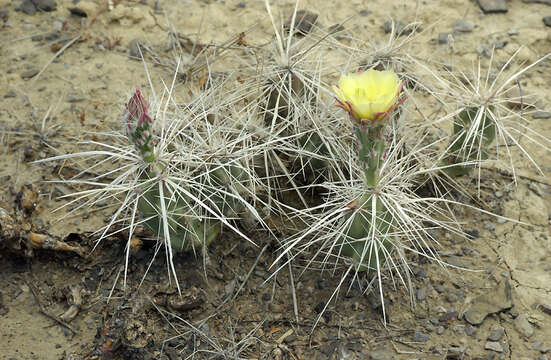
[434,284,445,293]
[18,0,37,15]
[67,93,85,102]
[477,44,491,58]
[533,111,551,119]
[284,10,318,36]
[438,33,451,44]
[44,31,60,41]
[514,314,534,338]
[540,303,551,316]
[507,28,519,36]
[544,16,551,28]
[33,0,57,11]
[464,280,513,325]
[359,9,371,16]
[369,350,393,360]
[454,19,473,33]
[4,90,17,98]
[465,324,476,337]
[235,1,245,8]
[417,287,426,301]
[524,0,551,4]
[413,330,429,342]
[487,327,504,341]
[21,69,39,79]
[446,293,458,303]
[447,346,466,358]
[494,40,507,49]
[383,20,409,35]
[533,342,544,351]
[69,7,88,17]
[129,38,142,58]
[477,0,508,13]
[436,326,445,335]
[440,311,459,322]
[485,341,504,353]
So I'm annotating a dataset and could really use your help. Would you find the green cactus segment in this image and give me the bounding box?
[339,195,394,272]
[208,164,250,217]
[355,125,386,187]
[442,106,496,177]
[136,173,221,252]
[296,132,329,173]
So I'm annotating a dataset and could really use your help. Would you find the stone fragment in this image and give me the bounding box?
[485,341,504,352]
[544,16,551,27]
[454,19,473,33]
[463,280,513,325]
[477,0,508,13]
[533,111,551,119]
[129,38,142,58]
[21,69,39,79]
[383,20,411,35]
[284,10,318,35]
[487,327,504,341]
[412,330,429,342]
[524,0,551,5]
[514,314,534,338]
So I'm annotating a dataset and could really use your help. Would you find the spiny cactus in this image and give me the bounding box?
[441,106,496,177]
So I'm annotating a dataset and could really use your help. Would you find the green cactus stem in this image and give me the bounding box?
[339,194,394,272]
[136,171,221,251]
[441,106,496,177]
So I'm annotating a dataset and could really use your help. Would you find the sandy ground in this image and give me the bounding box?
[1,0,551,359]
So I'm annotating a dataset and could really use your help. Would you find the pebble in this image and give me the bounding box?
[524,0,551,4]
[507,28,519,36]
[434,284,445,293]
[487,327,504,341]
[477,44,491,58]
[540,303,551,316]
[514,314,534,338]
[464,280,513,325]
[437,326,445,335]
[497,217,506,224]
[413,330,429,342]
[369,350,393,360]
[284,10,318,36]
[446,293,458,303]
[383,20,410,35]
[417,287,426,301]
[438,33,451,44]
[454,19,473,33]
[4,90,17,98]
[21,69,39,79]
[465,324,476,337]
[18,0,38,15]
[67,93,85,102]
[544,16,551,28]
[494,40,507,49]
[533,342,544,351]
[477,0,508,13]
[34,0,57,11]
[533,111,551,119]
[359,9,371,16]
[129,38,142,58]
[485,341,504,353]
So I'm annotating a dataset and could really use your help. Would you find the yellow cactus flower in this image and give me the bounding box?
[333,69,403,125]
